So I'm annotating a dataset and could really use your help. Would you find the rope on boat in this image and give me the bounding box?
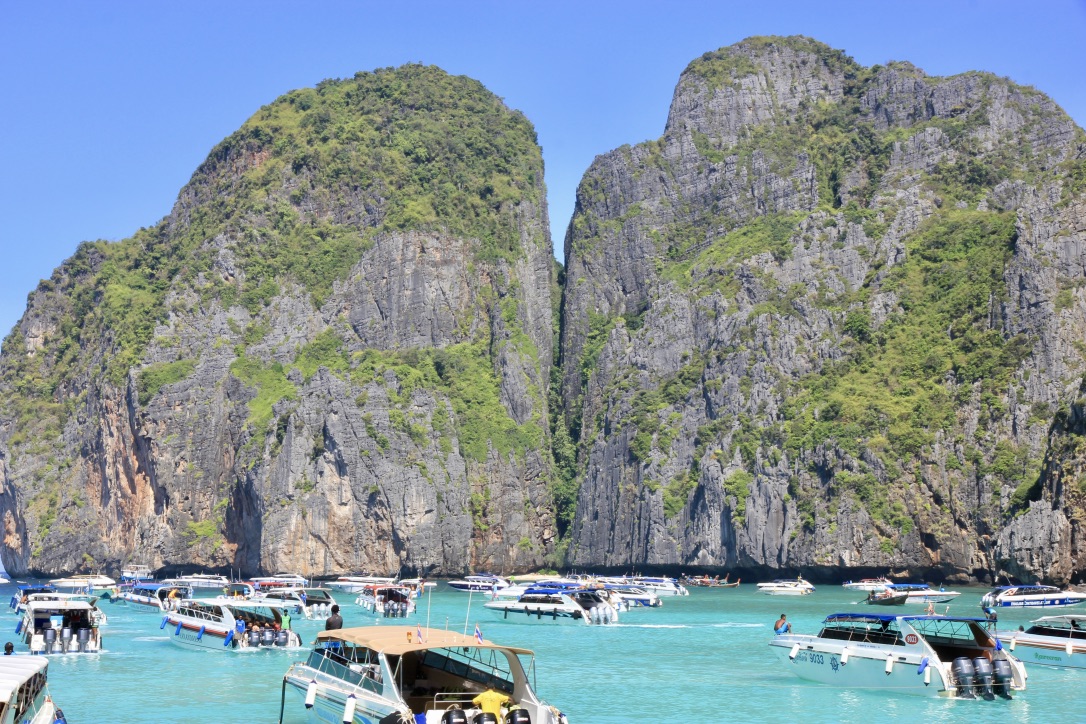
[277,676,287,724]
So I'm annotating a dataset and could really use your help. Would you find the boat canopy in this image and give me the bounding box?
[316,626,533,656]
[823,613,988,624]
[1031,614,1086,625]
[0,656,48,701]
[988,585,1062,593]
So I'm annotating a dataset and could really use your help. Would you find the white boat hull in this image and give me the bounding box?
[770,637,953,696]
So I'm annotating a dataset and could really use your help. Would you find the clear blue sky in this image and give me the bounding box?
[2,1,1084,339]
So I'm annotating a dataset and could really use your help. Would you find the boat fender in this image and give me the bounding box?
[160,616,168,630]
[342,693,357,723]
[916,656,929,675]
[305,680,318,709]
[1009,636,1016,652]
[175,622,183,636]
[1067,639,1074,657]
[840,647,849,665]
[15,619,22,634]
[885,653,894,675]
[197,625,205,641]
[224,630,234,647]
[923,665,932,686]
[788,643,800,661]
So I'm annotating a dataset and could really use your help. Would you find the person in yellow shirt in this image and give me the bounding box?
[472,689,511,718]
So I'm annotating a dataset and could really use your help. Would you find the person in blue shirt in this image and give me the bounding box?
[774,614,791,634]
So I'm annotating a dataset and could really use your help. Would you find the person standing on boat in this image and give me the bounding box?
[472,688,511,718]
[325,604,343,630]
[281,609,292,630]
[774,614,791,634]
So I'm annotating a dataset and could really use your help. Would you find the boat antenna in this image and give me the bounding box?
[464,588,473,635]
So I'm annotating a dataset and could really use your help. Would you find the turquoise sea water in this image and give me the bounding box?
[1,579,1079,723]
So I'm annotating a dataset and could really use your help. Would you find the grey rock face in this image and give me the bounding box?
[0,68,557,578]
[560,36,1086,582]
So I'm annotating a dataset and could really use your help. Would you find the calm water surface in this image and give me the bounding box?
[1,580,1076,723]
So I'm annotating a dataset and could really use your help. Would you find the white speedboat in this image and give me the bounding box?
[9,586,58,616]
[769,612,1027,699]
[630,576,689,596]
[883,583,961,604]
[18,599,103,654]
[354,585,416,618]
[161,573,231,590]
[281,625,569,724]
[252,573,309,588]
[0,654,63,724]
[120,563,153,582]
[117,582,192,613]
[996,614,1086,669]
[981,585,1086,609]
[47,573,115,596]
[447,574,511,592]
[162,598,302,651]
[484,587,619,624]
[19,592,107,627]
[328,575,397,594]
[757,578,815,595]
[603,584,662,608]
[842,577,893,592]
[257,587,338,619]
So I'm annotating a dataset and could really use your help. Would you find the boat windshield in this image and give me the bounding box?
[302,588,333,603]
[817,615,904,646]
[1025,617,1086,638]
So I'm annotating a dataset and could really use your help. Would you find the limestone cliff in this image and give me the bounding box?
[0,65,557,577]
[559,36,1086,583]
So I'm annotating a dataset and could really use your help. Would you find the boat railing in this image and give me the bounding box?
[305,650,383,695]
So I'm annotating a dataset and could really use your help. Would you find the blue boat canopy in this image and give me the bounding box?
[824,612,989,623]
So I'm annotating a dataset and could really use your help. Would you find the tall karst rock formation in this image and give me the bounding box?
[0,65,557,576]
[559,36,1086,582]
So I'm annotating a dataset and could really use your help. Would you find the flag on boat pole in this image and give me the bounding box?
[474,623,483,644]
[416,623,424,644]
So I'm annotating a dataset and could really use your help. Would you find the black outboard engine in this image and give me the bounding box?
[262,629,275,646]
[276,630,290,646]
[60,627,72,653]
[951,657,976,698]
[506,710,531,724]
[473,714,498,724]
[248,630,260,646]
[43,628,57,654]
[440,710,468,724]
[992,658,1014,698]
[76,627,91,653]
[972,657,994,699]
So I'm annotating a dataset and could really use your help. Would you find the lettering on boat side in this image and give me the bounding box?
[905,634,918,644]
[1035,653,1062,662]
[793,651,827,666]
[830,656,839,672]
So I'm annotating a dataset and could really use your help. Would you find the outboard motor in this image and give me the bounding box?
[262,629,275,646]
[506,710,531,724]
[60,627,72,653]
[951,657,976,698]
[972,657,994,699]
[473,714,498,724]
[992,658,1014,698]
[76,627,91,653]
[440,710,468,724]
[43,628,57,654]
[248,630,260,647]
[276,630,290,646]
